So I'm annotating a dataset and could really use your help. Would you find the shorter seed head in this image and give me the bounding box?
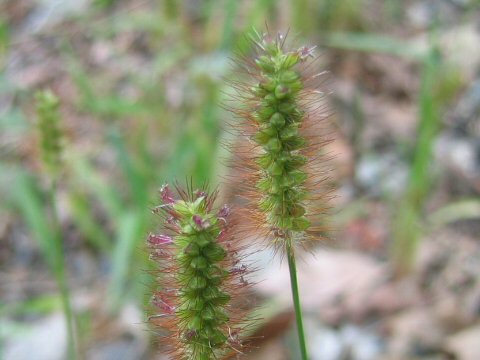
[148,184,253,359]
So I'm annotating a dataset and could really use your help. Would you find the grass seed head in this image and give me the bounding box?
[227,30,333,252]
[147,184,254,359]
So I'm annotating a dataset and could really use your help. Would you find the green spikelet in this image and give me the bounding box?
[250,35,316,247]
[36,90,63,177]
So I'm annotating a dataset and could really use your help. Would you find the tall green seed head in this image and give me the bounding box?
[249,34,317,242]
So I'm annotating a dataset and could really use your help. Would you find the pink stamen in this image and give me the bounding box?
[160,184,175,204]
[194,189,206,199]
[148,233,173,246]
[193,215,210,230]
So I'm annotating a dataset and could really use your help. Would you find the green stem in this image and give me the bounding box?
[286,244,308,360]
[49,181,77,360]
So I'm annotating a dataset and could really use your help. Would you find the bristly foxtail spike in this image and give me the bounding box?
[226,29,333,252]
[147,184,255,359]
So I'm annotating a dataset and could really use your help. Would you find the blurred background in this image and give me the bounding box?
[1,0,480,359]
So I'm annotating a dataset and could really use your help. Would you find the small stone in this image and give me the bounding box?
[445,325,480,360]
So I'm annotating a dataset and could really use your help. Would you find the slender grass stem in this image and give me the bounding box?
[49,181,77,360]
[286,244,308,360]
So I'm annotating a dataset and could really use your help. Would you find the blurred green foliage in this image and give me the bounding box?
[0,16,8,58]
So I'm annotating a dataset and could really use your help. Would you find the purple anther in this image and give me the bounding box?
[193,215,210,230]
[148,233,173,246]
[194,189,206,199]
[160,184,175,204]
[166,215,176,225]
